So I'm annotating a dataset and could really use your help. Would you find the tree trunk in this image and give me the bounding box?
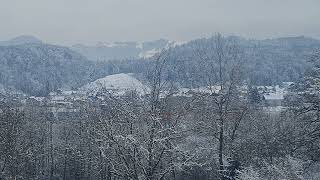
[218,114,224,180]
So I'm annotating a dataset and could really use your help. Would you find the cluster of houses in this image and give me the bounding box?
[176,83,292,107]
[257,83,293,112]
[0,82,294,117]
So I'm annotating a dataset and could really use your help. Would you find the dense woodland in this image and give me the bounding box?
[0,35,320,180]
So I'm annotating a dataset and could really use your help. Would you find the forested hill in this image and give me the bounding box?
[0,43,95,96]
[148,36,320,87]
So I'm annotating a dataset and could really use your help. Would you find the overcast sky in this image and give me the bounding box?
[0,0,319,45]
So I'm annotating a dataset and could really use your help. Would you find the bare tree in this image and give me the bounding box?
[192,34,248,180]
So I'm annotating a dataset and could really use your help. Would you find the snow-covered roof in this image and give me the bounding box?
[51,96,65,101]
[29,96,46,102]
[264,93,284,100]
[61,91,77,95]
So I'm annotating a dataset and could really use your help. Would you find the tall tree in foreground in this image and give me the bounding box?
[289,50,320,161]
[192,34,248,180]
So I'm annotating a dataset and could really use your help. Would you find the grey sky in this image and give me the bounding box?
[0,0,319,45]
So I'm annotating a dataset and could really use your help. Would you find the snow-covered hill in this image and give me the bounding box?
[81,73,150,96]
[0,43,94,96]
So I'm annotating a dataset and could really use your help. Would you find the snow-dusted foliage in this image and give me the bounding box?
[237,156,306,180]
[236,166,260,180]
[1,35,320,180]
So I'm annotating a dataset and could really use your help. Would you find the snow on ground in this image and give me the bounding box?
[263,106,285,113]
[167,40,188,47]
[138,40,188,58]
[81,73,150,96]
[263,85,286,100]
[139,48,161,58]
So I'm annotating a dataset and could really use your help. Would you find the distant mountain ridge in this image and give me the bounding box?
[71,39,185,61]
[0,35,43,46]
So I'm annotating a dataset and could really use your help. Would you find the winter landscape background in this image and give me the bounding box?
[1,0,320,180]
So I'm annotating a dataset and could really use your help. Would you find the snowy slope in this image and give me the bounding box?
[81,73,150,96]
[138,48,161,58]
[71,39,188,61]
